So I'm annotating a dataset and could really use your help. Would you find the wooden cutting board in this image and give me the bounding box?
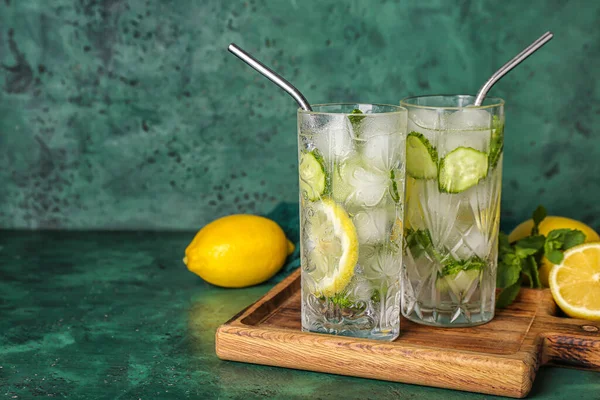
[215,268,600,398]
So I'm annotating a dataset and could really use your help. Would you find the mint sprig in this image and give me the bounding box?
[496,205,587,308]
[328,291,356,309]
[405,228,487,280]
[439,257,486,277]
[348,108,365,128]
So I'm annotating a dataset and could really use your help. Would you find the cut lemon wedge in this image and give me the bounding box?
[549,243,600,321]
[303,198,358,297]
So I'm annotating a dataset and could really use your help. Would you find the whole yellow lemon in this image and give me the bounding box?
[183,215,294,288]
[508,216,600,287]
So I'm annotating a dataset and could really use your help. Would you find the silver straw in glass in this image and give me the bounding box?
[474,31,553,106]
[228,43,312,111]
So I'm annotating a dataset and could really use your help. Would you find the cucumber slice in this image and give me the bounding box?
[331,156,360,205]
[435,256,485,296]
[435,268,481,296]
[438,147,488,193]
[299,150,327,201]
[489,116,504,169]
[406,132,438,180]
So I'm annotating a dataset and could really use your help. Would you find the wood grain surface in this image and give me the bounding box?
[216,269,600,398]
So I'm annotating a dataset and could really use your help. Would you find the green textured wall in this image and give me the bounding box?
[0,0,598,230]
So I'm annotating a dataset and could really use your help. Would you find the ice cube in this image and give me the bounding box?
[345,164,390,208]
[312,115,355,163]
[352,208,391,245]
[407,108,444,142]
[333,157,391,209]
[361,132,405,172]
[408,108,445,130]
[358,112,405,139]
[441,109,491,155]
[447,108,492,130]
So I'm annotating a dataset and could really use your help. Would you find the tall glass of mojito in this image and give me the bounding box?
[399,95,504,327]
[298,104,407,340]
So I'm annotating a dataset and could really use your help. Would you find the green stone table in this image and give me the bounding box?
[1,231,598,399]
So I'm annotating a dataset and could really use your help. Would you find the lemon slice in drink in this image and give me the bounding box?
[549,243,600,321]
[304,198,359,297]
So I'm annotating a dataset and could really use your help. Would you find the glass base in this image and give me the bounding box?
[402,303,494,327]
[302,325,399,341]
[301,283,401,342]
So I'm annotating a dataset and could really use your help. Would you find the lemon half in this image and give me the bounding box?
[549,243,600,321]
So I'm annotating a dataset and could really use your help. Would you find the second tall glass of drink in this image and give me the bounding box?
[400,95,504,327]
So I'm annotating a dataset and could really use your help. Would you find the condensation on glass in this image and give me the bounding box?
[298,104,407,340]
[400,95,504,327]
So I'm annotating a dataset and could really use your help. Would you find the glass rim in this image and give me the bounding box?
[298,103,406,117]
[400,95,505,110]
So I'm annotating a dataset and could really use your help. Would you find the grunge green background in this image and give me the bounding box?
[1,0,598,230]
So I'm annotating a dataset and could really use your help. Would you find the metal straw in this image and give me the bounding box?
[474,31,553,106]
[228,43,312,111]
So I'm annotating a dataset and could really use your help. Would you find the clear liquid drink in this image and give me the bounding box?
[298,104,407,340]
[400,95,504,327]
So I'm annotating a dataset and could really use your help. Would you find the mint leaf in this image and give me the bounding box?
[328,291,368,311]
[405,228,433,259]
[547,229,572,240]
[531,205,547,235]
[496,276,523,308]
[544,228,586,264]
[328,292,354,308]
[489,116,504,169]
[348,108,365,128]
[514,235,545,258]
[498,232,512,254]
[544,229,565,264]
[390,170,400,203]
[497,253,522,289]
[545,249,564,264]
[521,255,541,289]
[440,256,486,278]
[370,290,381,303]
[562,229,586,249]
[497,232,523,289]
